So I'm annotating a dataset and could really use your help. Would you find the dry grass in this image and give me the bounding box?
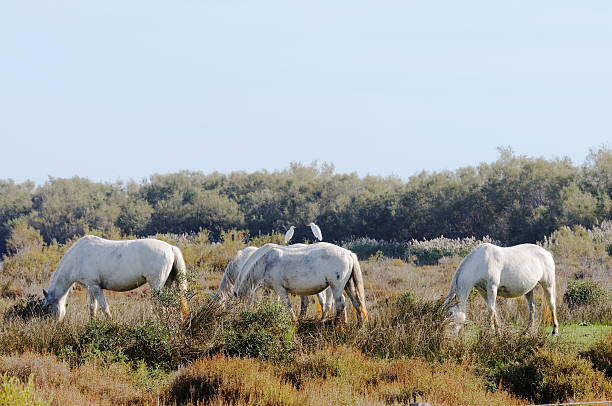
[0,352,162,405]
[168,347,521,406]
[0,231,611,405]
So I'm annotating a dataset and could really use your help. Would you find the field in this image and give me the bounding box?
[0,228,611,405]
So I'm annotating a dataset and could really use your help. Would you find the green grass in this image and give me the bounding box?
[557,323,612,348]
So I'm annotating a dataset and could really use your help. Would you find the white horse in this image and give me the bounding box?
[444,243,559,335]
[42,235,188,321]
[234,242,367,324]
[215,245,334,318]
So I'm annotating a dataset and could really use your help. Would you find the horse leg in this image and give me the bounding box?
[87,288,99,318]
[332,287,347,324]
[523,289,536,334]
[315,291,325,320]
[541,281,559,335]
[486,285,499,335]
[344,279,364,326]
[90,285,111,318]
[275,286,296,321]
[322,288,335,320]
[299,296,309,319]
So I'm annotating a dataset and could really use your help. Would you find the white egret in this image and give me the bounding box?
[284,226,295,244]
[306,222,322,241]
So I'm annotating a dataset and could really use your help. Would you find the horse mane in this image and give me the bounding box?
[236,244,276,296]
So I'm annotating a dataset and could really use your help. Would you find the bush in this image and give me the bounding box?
[342,237,408,261]
[0,374,48,406]
[3,295,47,321]
[221,300,296,364]
[581,334,612,379]
[167,354,306,406]
[564,279,609,308]
[60,318,180,369]
[543,221,612,268]
[407,235,498,265]
[342,235,499,265]
[500,349,612,403]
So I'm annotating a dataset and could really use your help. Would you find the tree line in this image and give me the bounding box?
[1,147,611,256]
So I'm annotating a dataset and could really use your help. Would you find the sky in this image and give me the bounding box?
[1,1,611,185]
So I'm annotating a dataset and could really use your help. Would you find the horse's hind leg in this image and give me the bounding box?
[540,281,559,335]
[486,285,500,335]
[299,296,308,319]
[87,288,98,317]
[315,291,326,320]
[523,289,536,334]
[344,279,363,325]
[90,285,111,318]
[332,286,347,324]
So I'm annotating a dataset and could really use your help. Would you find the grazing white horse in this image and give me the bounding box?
[42,235,188,321]
[214,245,333,318]
[444,243,559,335]
[234,242,367,324]
[214,246,260,298]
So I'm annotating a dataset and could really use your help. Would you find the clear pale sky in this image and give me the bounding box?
[1,1,610,185]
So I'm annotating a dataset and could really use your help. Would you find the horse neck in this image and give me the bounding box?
[237,259,264,297]
[48,263,75,304]
[448,261,474,309]
[218,264,236,293]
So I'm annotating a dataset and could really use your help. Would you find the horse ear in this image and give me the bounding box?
[43,289,48,299]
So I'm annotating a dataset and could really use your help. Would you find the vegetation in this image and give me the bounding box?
[1,147,612,256]
[0,221,611,404]
[0,147,612,404]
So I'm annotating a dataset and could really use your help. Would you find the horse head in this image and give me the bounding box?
[42,289,66,321]
[443,294,466,333]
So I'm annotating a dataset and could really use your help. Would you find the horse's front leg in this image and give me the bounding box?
[90,285,111,319]
[87,288,99,317]
[274,286,296,321]
[486,284,499,335]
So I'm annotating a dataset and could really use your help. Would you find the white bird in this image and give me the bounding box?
[306,222,322,241]
[284,226,295,244]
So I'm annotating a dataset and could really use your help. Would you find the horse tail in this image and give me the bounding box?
[171,245,189,320]
[542,251,556,325]
[349,252,368,321]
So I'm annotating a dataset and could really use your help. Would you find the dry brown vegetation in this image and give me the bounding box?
[1,226,611,405]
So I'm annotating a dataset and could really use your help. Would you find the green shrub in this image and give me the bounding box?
[407,235,497,265]
[500,349,612,403]
[60,318,180,370]
[3,295,47,321]
[564,279,609,308]
[222,300,296,364]
[0,374,48,406]
[342,238,408,261]
[543,222,612,268]
[581,334,612,379]
[343,236,499,265]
